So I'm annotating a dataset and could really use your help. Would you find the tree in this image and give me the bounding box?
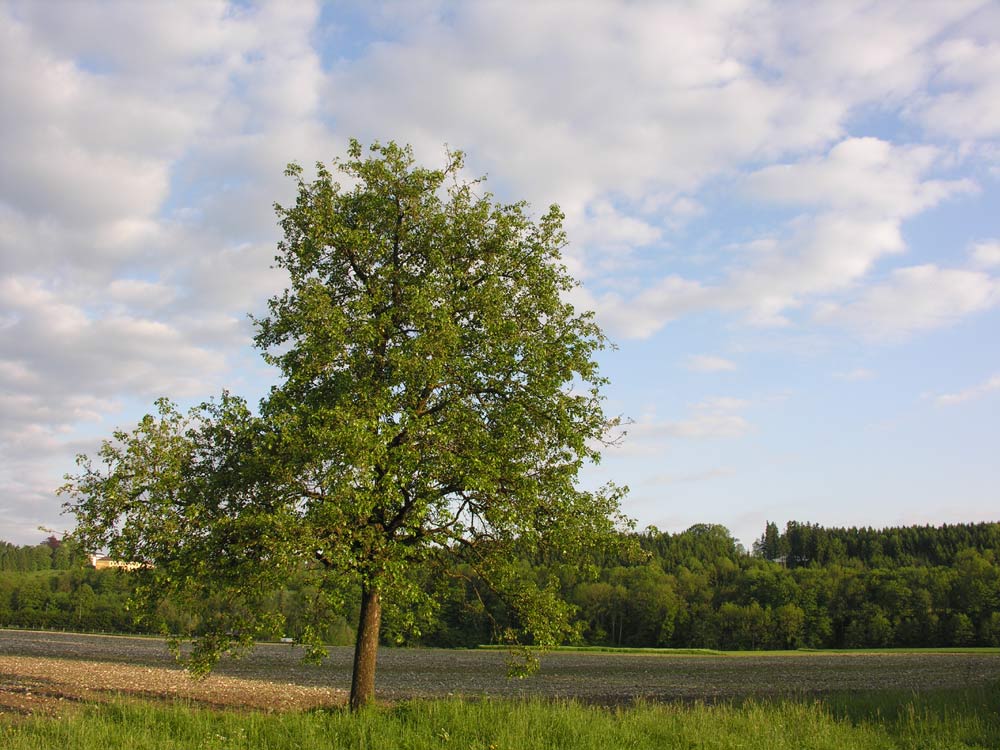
[753,521,784,561]
[62,140,628,710]
[771,602,805,649]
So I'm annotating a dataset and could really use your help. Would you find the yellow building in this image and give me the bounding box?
[88,554,145,571]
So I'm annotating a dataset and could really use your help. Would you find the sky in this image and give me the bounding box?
[1,0,998,550]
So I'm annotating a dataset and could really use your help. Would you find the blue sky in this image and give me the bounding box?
[1,1,998,548]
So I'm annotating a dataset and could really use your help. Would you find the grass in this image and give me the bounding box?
[794,647,1000,655]
[478,644,729,656]
[3,684,999,750]
[479,643,1000,659]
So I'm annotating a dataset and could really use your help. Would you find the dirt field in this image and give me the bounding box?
[2,629,999,716]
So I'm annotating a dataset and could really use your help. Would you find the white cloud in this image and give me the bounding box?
[0,14,192,230]
[919,37,1000,139]
[937,374,1000,405]
[565,199,663,277]
[971,240,1000,268]
[581,200,662,248]
[0,274,232,541]
[108,279,178,310]
[323,0,857,213]
[307,4,992,343]
[0,0,328,387]
[746,0,986,105]
[626,413,750,446]
[0,0,998,543]
[572,276,709,340]
[686,355,738,373]
[816,264,1000,339]
[743,138,974,218]
[0,1,336,543]
[695,397,750,411]
[726,212,909,326]
[662,196,705,222]
[613,396,751,457]
[0,275,228,437]
[833,368,875,381]
[641,467,736,487]
[4,0,257,78]
[728,139,976,327]
[581,136,978,337]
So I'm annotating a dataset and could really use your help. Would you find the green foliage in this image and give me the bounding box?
[3,518,999,653]
[252,140,628,634]
[0,537,84,572]
[0,568,136,632]
[755,520,1000,568]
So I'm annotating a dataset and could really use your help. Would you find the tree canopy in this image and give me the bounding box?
[62,140,628,709]
[5,520,1000,652]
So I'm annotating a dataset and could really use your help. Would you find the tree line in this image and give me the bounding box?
[2,520,997,650]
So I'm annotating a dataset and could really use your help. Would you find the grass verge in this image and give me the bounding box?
[479,644,1000,658]
[477,644,729,656]
[3,683,999,750]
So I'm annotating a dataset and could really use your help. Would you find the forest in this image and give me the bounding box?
[2,520,998,651]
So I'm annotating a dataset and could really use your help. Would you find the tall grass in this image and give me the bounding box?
[3,685,999,749]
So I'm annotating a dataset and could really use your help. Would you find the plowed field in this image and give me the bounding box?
[2,630,998,716]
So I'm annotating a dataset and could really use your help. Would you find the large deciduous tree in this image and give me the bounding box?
[62,140,628,710]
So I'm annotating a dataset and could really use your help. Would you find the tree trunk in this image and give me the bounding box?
[349,584,382,710]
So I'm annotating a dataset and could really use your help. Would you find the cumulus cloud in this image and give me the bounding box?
[815,264,1000,339]
[0,1,334,539]
[0,12,193,231]
[567,200,663,275]
[727,139,976,325]
[323,0,854,211]
[725,212,910,326]
[686,355,738,373]
[0,1,326,379]
[741,0,990,121]
[743,138,973,218]
[0,276,227,405]
[0,0,997,542]
[919,37,1000,139]
[640,467,736,487]
[624,413,750,446]
[971,240,1000,268]
[936,374,1000,405]
[586,136,976,337]
[613,396,751,457]
[312,4,991,342]
[108,279,179,311]
[571,276,709,340]
[833,368,875,381]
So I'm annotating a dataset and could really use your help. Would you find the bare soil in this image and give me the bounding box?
[2,629,998,717]
[0,654,345,717]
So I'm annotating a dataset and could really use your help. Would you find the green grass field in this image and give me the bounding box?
[2,685,1000,750]
[482,644,1000,656]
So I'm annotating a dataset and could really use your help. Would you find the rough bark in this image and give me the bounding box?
[349,585,382,710]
